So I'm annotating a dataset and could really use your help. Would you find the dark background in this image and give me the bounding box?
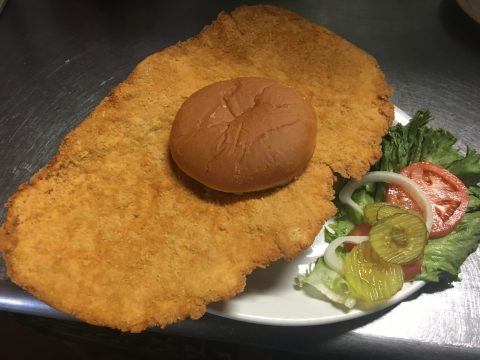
[1,0,479,359]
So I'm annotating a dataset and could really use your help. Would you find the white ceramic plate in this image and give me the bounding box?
[207,107,425,326]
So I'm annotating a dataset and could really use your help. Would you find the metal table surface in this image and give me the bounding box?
[0,0,479,358]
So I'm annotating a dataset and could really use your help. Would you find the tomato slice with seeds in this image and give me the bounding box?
[385,162,468,239]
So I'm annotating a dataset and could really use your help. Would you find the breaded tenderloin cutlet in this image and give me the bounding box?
[0,5,393,332]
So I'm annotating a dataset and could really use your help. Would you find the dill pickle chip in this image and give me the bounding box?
[376,204,408,222]
[369,213,427,265]
[364,203,408,225]
[363,202,388,225]
[344,242,404,301]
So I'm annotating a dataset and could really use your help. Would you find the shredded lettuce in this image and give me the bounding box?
[301,110,480,304]
[295,257,356,308]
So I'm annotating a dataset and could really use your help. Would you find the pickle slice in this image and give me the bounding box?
[364,203,408,225]
[363,202,388,225]
[369,213,427,265]
[376,204,408,222]
[344,242,404,301]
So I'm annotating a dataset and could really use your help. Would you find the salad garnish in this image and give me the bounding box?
[385,162,469,239]
[324,235,367,275]
[295,110,480,308]
[338,171,433,232]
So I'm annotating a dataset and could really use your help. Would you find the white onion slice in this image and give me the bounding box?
[338,171,433,233]
[324,236,368,275]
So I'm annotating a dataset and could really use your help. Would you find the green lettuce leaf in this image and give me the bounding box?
[325,188,375,243]
[416,210,480,282]
[324,216,355,244]
[376,110,480,184]
[446,147,480,186]
[375,110,433,173]
[295,257,356,308]
[467,187,480,212]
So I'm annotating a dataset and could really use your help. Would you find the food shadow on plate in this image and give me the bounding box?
[207,260,294,313]
[241,260,294,293]
[217,260,294,305]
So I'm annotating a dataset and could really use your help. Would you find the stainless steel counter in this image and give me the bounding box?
[1,1,479,358]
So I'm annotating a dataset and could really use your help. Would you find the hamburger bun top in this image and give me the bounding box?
[169,77,317,193]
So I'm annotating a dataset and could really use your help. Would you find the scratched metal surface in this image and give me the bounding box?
[0,0,479,358]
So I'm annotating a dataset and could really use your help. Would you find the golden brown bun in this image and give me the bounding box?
[169,77,317,193]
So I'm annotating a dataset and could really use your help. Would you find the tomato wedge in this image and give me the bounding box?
[344,223,371,250]
[348,223,371,236]
[402,259,423,281]
[385,162,468,239]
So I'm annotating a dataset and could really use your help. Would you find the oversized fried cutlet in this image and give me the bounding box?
[0,5,393,332]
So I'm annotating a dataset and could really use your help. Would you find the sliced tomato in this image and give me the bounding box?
[348,223,371,236]
[385,162,468,239]
[345,223,371,250]
[402,259,423,281]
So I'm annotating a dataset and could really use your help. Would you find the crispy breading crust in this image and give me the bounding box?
[0,5,393,332]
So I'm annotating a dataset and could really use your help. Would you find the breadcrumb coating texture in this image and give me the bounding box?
[0,5,392,332]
